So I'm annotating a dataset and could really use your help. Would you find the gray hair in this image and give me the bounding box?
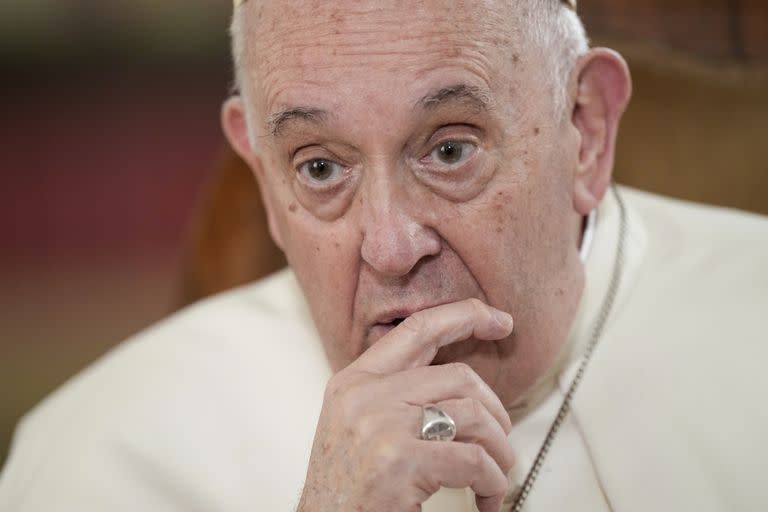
[520,0,590,115]
[229,1,588,134]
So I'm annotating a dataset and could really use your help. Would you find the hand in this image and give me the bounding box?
[297,299,516,512]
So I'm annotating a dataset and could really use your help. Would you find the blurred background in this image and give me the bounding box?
[1,0,766,469]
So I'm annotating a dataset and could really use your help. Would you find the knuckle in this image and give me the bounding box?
[324,373,347,401]
[468,297,497,327]
[448,361,479,387]
[416,472,442,499]
[323,374,368,424]
[400,310,427,335]
[501,447,516,474]
[464,397,485,427]
[467,297,487,317]
[465,443,486,472]
[467,297,484,309]
[495,474,510,495]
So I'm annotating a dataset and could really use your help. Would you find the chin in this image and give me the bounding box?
[431,337,505,388]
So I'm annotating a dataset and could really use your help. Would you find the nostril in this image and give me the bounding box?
[391,318,405,326]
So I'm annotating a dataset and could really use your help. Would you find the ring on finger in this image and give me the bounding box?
[421,405,456,442]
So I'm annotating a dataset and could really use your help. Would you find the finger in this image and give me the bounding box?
[434,398,515,475]
[417,440,508,512]
[476,493,505,512]
[374,363,511,434]
[350,398,513,475]
[352,299,514,374]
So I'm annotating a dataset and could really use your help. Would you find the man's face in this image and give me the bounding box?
[240,0,585,405]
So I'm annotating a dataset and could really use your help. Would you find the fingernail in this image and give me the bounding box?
[493,310,514,330]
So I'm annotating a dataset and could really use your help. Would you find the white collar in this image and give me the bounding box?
[579,208,598,263]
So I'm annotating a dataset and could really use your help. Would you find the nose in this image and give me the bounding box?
[359,176,441,277]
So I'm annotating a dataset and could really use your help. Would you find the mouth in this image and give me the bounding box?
[366,308,415,342]
[373,314,406,330]
[367,302,441,344]
[368,318,405,341]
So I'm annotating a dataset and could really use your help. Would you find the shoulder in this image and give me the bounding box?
[0,269,331,511]
[584,188,768,508]
[622,186,768,254]
[620,186,767,311]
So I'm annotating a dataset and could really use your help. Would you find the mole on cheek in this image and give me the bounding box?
[288,202,298,213]
[534,127,540,136]
[495,192,505,210]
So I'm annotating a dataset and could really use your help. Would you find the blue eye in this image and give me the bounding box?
[429,140,475,166]
[298,158,344,183]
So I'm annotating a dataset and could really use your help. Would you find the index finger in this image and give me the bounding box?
[351,298,514,375]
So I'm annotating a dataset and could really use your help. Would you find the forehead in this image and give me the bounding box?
[241,0,521,117]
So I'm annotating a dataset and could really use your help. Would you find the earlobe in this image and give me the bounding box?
[571,48,632,215]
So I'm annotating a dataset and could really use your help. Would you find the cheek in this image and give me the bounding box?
[261,158,363,366]
[278,209,362,366]
[441,169,566,311]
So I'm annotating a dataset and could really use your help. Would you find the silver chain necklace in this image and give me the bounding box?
[508,184,628,511]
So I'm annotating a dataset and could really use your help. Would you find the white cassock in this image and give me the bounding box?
[1,186,767,511]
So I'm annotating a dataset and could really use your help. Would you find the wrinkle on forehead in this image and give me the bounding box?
[240,0,519,117]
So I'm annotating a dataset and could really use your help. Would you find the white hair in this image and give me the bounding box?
[229,1,588,125]
[229,10,247,97]
[519,0,590,116]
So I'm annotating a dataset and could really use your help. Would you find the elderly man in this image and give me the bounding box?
[2,1,767,511]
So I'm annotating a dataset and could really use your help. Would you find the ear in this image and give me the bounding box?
[570,48,632,215]
[221,96,285,249]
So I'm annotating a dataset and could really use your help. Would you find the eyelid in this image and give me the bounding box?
[426,123,482,144]
[292,143,333,164]
[422,122,481,152]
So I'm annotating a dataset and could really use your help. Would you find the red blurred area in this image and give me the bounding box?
[1,73,223,267]
[0,68,229,466]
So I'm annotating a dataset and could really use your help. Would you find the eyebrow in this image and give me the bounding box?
[267,107,329,138]
[416,83,491,113]
[266,83,490,138]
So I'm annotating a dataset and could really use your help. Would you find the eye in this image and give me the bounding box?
[297,158,345,184]
[429,140,476,167]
